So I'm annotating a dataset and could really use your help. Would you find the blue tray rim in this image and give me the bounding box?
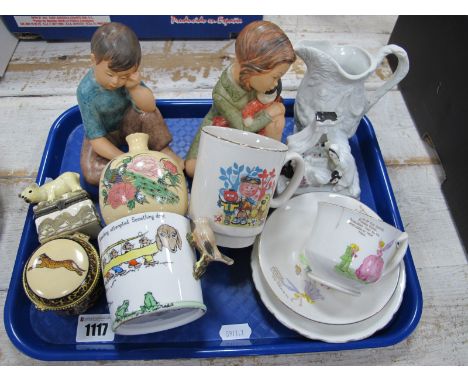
[4,99,423,361]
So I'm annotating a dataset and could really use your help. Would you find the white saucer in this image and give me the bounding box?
[252,239,406,342]
[258,192,401,325]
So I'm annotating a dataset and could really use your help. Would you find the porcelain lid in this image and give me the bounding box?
[33,190,91,217]
[25,238,89,299]
[23,234,101,311]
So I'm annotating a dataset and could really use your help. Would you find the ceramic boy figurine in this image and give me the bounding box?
[184,20,296,178]
[77,22,183,186]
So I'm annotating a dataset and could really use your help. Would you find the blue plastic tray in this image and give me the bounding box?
[4,99,423,361]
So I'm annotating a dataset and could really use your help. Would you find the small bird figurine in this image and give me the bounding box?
[186,217,234,279]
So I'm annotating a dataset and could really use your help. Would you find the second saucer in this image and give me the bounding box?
[258,192,401,325]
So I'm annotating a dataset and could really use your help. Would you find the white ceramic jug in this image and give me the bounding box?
[294,40,410,138]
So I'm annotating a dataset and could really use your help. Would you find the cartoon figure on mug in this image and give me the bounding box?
[184,20,296,177]
[77,22,184,186]
[232,176,260,225]
[217,189,240,225]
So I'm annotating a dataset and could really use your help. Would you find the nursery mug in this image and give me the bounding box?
[189,126,305,248]
[97,212,206,335]
[305,201,409,296]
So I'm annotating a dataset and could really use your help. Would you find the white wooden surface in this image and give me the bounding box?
[0,16,467,365]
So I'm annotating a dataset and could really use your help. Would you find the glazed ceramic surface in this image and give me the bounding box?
[19,172,82,204]
[99,133,188,225]
[252,240,406,343]
[97,212,206,335]
[305,201,408,296]
[283,41,409,200]
[293,40,410,138]
[34,190,102,243]
[283,129,361,199]
[189,125,304,248]
[258,192,400,324]
[22,233,101,314]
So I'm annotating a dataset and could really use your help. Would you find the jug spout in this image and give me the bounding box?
[295,40,374,80]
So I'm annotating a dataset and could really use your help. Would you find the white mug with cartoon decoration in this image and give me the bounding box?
[190,126,305,248]
[305,202,409,296]
[97,212,206,335]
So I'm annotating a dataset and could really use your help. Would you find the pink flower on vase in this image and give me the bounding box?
[161,159,178,175]
[107,182,137,209]
[127,156,163,178]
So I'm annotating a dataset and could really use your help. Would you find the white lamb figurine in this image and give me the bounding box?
[19,172,82,204]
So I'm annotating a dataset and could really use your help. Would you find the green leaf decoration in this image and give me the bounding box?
[101,189,108,204]
[103,166,113,183]
[126,171,180,205]
[166,172,181,187]
[122,156,132,165]
[127,199,136,210]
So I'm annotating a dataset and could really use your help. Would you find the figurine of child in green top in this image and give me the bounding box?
[184,21,296,178]
[77,22,184,186]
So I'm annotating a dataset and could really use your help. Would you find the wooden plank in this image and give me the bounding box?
[268,15,398,35]
[1,28,397,98]
[0,179,34,291]
[1,264,466,365]
[386,165,466,268]
[366,90,439,165]
[0,96,77,177]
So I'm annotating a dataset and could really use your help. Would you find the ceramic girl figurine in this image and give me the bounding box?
[212,80,283,139]
[184,20,296,178]
[77,22,184,186]
[242,83,282,138]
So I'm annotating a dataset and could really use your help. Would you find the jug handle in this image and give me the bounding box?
[366,44,410,112]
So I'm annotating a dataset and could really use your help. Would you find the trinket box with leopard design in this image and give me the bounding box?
[22,233,102,315]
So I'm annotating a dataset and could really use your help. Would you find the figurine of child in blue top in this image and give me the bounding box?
[77,22,184,186]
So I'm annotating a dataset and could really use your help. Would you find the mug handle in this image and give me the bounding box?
[270,151,305,209]
[366,44,410,113]
[382,231,409,277]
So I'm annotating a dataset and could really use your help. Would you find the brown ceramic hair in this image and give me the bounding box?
[235,21,296,91]
[91,22,141,72]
